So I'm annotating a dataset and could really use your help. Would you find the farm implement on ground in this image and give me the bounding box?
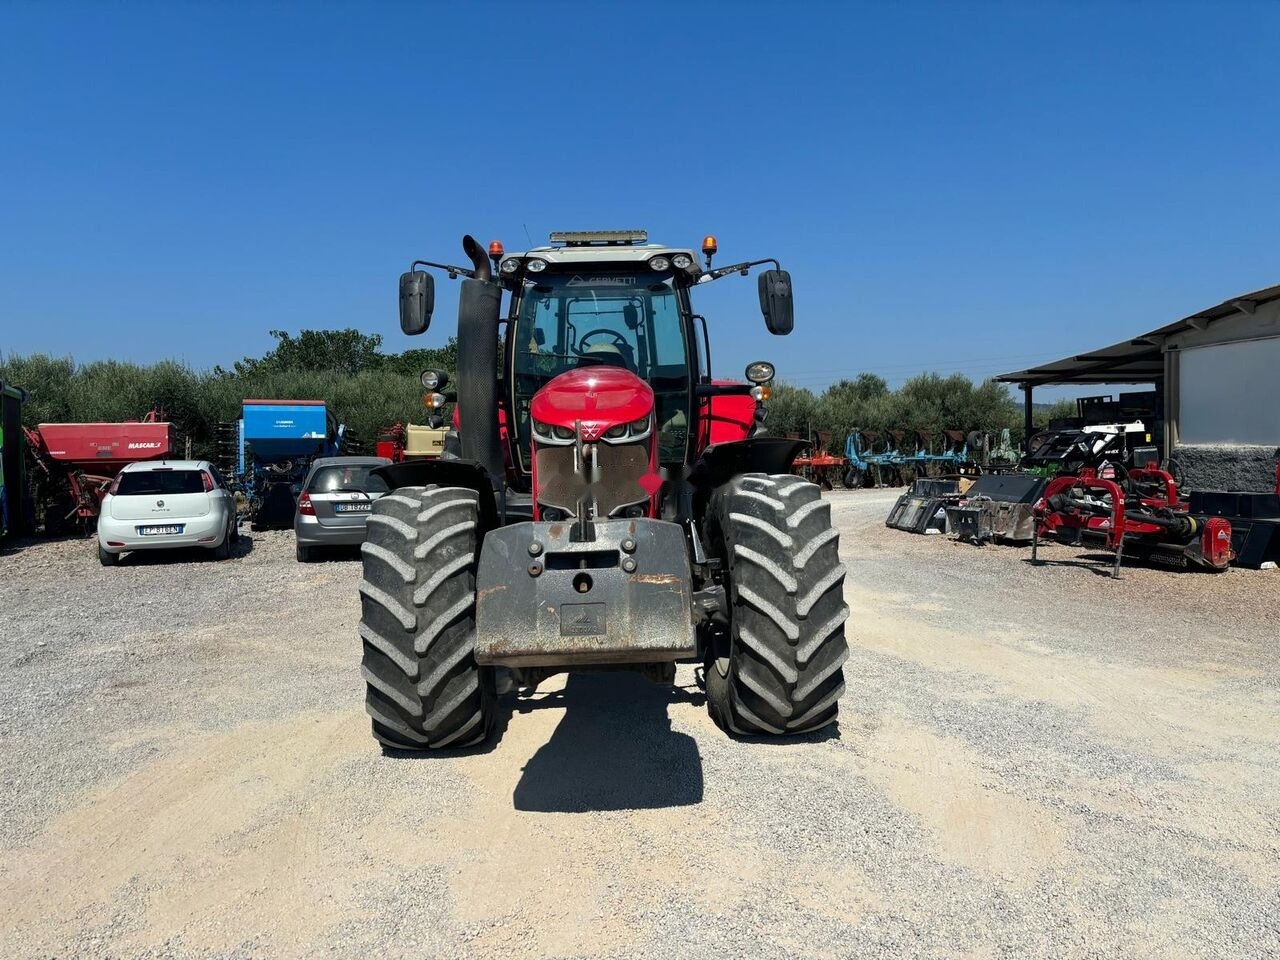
[23,410,175,533]
[232,400,346,529]
[843,429,904,488]
[791,431,848,489]
[1032,467,1232,576]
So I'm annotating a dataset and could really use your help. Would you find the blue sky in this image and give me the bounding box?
[2,2,1277,400]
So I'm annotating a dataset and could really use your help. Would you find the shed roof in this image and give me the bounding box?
[995,283,1280,387]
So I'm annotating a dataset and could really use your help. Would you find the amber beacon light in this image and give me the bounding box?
[701,234,718,268]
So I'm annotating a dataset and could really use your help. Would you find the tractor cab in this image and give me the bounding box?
[400,230,795,515]
[501,236,700,472]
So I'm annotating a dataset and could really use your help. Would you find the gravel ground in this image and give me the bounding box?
[1,491,1278,959]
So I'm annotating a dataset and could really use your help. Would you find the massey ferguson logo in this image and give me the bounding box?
[580,423,604,441]
[128,441,163,450]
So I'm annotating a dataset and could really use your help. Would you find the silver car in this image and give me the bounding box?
[294,456,392,562]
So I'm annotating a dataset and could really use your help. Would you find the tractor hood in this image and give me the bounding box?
[530,367,654,440]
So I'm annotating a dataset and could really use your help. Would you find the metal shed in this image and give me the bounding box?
[997,283,1280,490]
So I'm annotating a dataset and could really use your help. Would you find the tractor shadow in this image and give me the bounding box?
[512,672,704,812]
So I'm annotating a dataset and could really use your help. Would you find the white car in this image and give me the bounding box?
[97,460,239,566]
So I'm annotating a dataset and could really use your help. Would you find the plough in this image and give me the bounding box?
[791,430,848,490]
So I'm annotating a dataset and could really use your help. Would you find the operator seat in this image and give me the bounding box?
[583,342,635,371]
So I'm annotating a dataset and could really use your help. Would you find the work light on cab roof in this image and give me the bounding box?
[377,225,848,751]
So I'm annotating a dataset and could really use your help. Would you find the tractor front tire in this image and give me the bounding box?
[358,485,496,751]
[706,473,850,736]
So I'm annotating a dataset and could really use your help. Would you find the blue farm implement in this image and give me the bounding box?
[895,429,975,481]
[232,400,345,529]
[842,429,904,488]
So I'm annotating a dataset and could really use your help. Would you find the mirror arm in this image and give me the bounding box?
[694,258,780,285]
[411,259,476,281]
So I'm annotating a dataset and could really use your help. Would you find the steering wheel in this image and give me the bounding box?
[576,329,630,355]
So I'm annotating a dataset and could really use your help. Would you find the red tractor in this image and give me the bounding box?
[359,230,849,749]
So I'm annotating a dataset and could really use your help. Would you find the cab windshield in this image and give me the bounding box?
[511,272,692,465]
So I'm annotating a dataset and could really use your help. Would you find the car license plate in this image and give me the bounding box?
[138,524,184,535]
[334,503,371,513]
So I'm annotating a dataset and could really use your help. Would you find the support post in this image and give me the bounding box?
[1021,382,1034,453]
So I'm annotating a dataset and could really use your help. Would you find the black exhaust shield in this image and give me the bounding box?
[455,276,503,482]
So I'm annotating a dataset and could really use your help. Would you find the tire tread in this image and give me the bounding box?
[706,473,849,736]
[358,485,494,750]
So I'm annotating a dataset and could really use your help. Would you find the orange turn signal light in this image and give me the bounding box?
[701,235,718,256]
[488,240,504,257]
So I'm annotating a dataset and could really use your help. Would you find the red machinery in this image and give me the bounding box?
[24,410,174,529]
[792,430,849,490]
[1032,467,1233,577]
[375,423,412,461]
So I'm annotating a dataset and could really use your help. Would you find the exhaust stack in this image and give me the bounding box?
[455,235,503,485]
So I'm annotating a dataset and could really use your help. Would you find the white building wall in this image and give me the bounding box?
[1168,297,1280,446]
[1177,336,1280,445]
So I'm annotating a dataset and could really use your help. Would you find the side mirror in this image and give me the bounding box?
[758,269,793,335]
[399,270,435,335]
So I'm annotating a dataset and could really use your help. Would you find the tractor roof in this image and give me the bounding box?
[507,243,699,266]
[501,229,697,268]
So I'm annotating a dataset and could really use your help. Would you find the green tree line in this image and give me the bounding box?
[767,372,1075,452]
[1,330,457,461]
[1,330,1075,461]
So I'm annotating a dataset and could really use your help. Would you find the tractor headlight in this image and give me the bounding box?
[745,361,775,384]
[500,258,520,274]
[604,423,627,439]
[628,416,651,439]
[420,368,448,391]
[424,392,447,409]
[526,258,547,273]
[750,385,772,402]
[648,255,670,271]
[552,424,575,440]
[532,418,551,439]
[671,253,692,269]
